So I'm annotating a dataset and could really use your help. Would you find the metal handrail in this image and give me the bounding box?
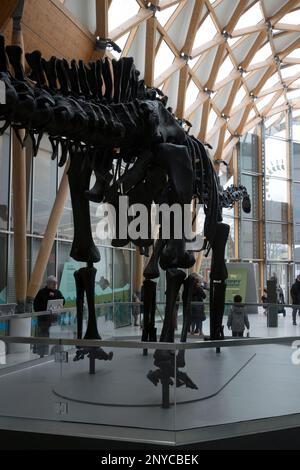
[0,300,299,321]
[0,334,300,350]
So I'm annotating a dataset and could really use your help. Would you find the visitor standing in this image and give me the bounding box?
[227,295,250,337]
[33,276,65,357]
[291,275,300,325]
[190,274,206,336]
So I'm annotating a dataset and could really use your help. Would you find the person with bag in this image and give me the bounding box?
[190,274,206,336]
[227,294,250,338]
[33,276,65,357]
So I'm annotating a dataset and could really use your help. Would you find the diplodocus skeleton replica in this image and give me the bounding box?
[0,34,251,391]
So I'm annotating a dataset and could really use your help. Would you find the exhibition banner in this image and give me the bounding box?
[225,267,248,314]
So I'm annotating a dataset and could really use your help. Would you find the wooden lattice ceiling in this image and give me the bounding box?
[4,0,300,164]
[90,0,300,164]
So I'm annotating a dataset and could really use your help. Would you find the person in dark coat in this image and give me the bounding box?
[291,275,300,325]
[190,274,206,336]
[33,275,65,357]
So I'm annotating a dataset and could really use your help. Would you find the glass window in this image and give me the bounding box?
[94,246,113,304]
[113,248,132,302]
[265,177,288,221]
[31,238,56,287]
[292,143,300,181]
[241,174,258,219]
[293,118,300,143]
[294,224,300,262]
[265,112,287,139]
[32,136,57,235]
[57,241,83,307]
[10,137,33,232]
[266,263,289,302]
[265,138,288,178]
[6,235,31,303]
[64,0,96,33]
[0,234,7,304]
[292,183,300,223]
[0,130,10,230]
[222,216,235,259]
[240,220,259,259]
[58,166,73,240]
[266,223,289,260]
[239,133,258,172]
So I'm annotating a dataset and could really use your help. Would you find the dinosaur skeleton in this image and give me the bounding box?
[0,35,251,390]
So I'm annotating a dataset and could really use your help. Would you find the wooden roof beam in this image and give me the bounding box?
[158,0,183,12]
[154,57,185,87]
[269,0,300,25]
[221,136,239,161]
[274,22,300,32]
[222,77,242,116]
[110,9,152,41]
[231,23,266,38]
[260,90,283,116]
[144,16,157,87]
[213,122,227,160]
[181,0,205,55]
[236,102,254,135]
[266,103,289,117]
[241,116,262,134]
[239,30,266,70]
[225,1,250,33]
[184,93,208,118]
[191,34,224,59]
[246,56,274,72]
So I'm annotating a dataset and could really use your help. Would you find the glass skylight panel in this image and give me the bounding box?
[156,4,179,27]
[216,55,235,83]
[248,108,256,120]
[108,0,139,32]
[225,129,231,141]
[274,95,286,106]
[256,92,276,111]
[207,108,218,131]
[234,2,263,30]
[193,14,217,50]
[293,109,300,118]
[261,73,281,92]
[185,80,199,111]
[265,114,280,129]
[287,89,300,101]
[154,40,175,79]
[280,10,300,24]
[281,65,300,79]
[188,57,199,69]
[286,48,300,59]
[227,36,241,47]
[232,85,246,109]
[249,42,273,66]
[111,33,129,57]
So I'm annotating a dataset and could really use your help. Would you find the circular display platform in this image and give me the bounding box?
[53,347,255,407]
